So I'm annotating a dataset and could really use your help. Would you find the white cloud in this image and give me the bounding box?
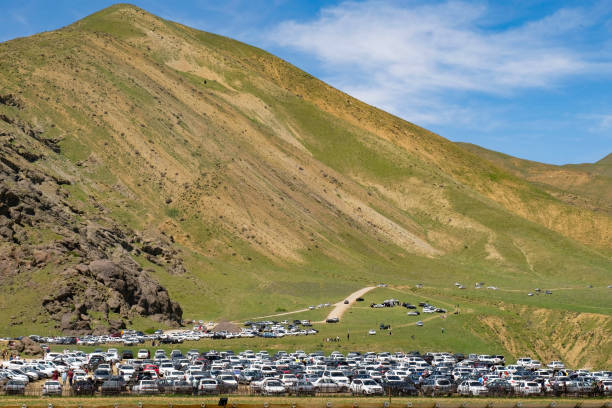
[270,1,611,126]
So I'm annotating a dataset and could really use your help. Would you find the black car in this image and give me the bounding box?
[384,380,419,396]
[4,380,26,395]
[173,380,195,395]
[93,368,111,384]
[486,379,512,396]
[121,350,134,360]
[356,297,364,302]
[100,379,126,395]
[72,380,96,396]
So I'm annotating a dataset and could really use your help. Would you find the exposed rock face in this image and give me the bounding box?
[0,123,184,334]
[12,337,43,356]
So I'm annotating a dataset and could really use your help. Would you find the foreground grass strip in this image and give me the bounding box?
[0,397,610,408]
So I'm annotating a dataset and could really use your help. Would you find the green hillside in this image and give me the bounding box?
[0,4,610,368]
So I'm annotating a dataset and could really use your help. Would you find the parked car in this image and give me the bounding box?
[288,380,316,396]
[133,379,160,395]
[350,378,384,395]
[42,380,63,396]
[421,378,452,396]
[262,379,286,396]
[93,368,111,384]
[4,379,26,395]
[197,379,219,395]
[517,381,541,396]
[217,374,238,393]
[457,380,488,396]
[100,378,125,395]
[72,380,96,396]
[383,380,419,396]
[486,379,512,396]
[313,377,344,393]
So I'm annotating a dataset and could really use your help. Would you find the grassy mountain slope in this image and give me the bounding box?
[0,5,610,367]
[457,143,612,215]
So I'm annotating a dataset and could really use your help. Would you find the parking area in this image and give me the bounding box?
[1,348,610,398]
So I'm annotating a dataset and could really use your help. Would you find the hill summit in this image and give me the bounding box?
[0,4,610,366]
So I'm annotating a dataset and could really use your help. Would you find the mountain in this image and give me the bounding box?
[0,5,610,366]
[457,143,612,215]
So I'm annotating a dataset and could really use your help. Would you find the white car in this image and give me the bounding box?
[517,381,541,395]
[416,321,424,326]
[368,329,377,335]
[458,380,488,396]
[601,381,612,395]
[42,380,62,396]
[137,349,150,359]
[262,379,286,396]
[133,379,160,395]
[516,358,532,367]
[313,377,343,393]
[159,362,175,377]
[73,369,88,382]
[280,374,298,387]
[166,370,186,381]
[528,360,542,369]
[350,378,384,395]
[547,361,565,370]
[325,370,350,387]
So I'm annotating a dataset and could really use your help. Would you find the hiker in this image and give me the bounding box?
[52,370,59,381]
[68,369,74,386]
[62,370,67,384]
[441,327,445,334]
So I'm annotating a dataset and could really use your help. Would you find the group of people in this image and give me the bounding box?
[50,368,75,386]
[1,348,20,361]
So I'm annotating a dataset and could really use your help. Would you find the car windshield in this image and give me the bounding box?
[363,380,377,385]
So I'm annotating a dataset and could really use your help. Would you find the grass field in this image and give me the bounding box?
[44,285,611,369]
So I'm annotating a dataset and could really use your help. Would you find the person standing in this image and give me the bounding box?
[61,370,67,385]
[68,369,74,386]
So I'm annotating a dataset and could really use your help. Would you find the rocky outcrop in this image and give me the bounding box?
[0,122,184,334]
[8,337,43,356]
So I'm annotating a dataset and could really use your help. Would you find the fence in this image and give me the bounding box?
[1,383,611,400]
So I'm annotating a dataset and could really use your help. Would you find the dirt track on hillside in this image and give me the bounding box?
[320,286,377,322]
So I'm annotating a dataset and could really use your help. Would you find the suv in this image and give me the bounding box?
[458,380,488,396]
[421,378,452,396]
[517,381,541,396]
[350,378,384,395]
[42,380,63,396]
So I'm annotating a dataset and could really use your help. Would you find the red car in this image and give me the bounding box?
[143,364,159,375]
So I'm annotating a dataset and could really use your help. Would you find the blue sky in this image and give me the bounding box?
[1,1,611,165]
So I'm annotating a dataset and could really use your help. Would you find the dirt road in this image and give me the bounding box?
[321,286,377,322]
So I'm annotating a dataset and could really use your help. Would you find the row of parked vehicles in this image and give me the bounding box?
[1,349,610,397]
